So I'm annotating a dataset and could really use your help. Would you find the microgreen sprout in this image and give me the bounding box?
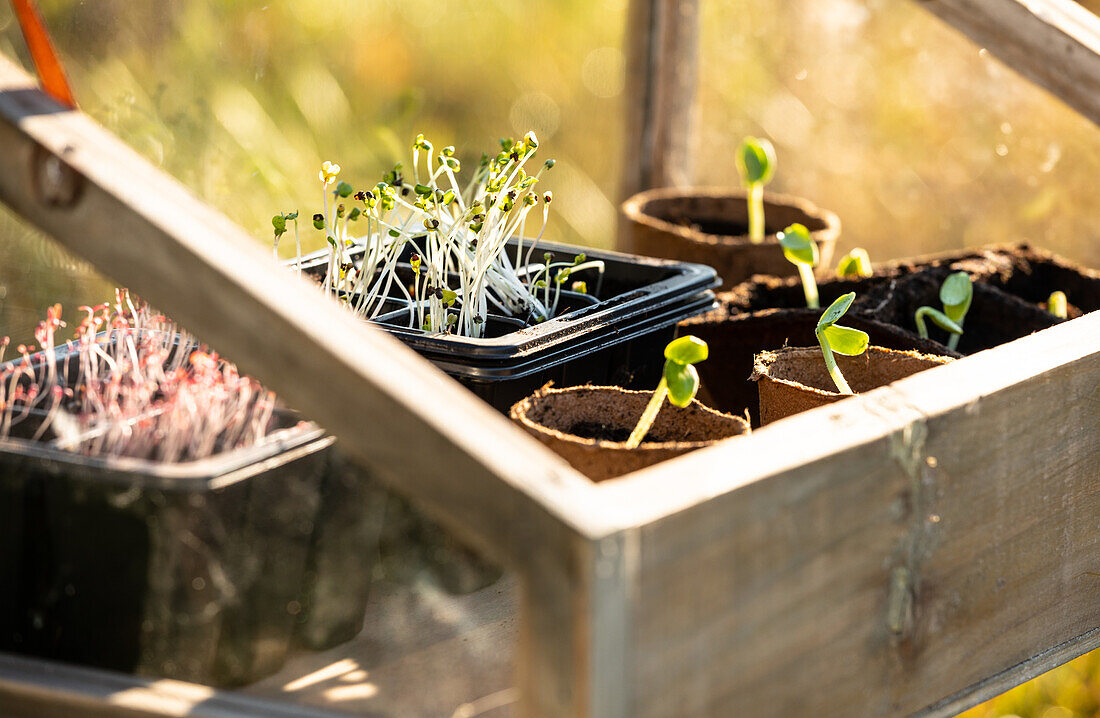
[836,248,872,278]
[279,133,602,338]
[778,223,820,308]
[735,136,776,244]
[1047,290,1068,319]
[815,292,869,395]
[0,294,278,461]
[914,271,971,351]
[624,336,708,449]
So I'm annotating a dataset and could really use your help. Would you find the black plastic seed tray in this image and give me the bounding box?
[0,415,330,686]
[0,342,366,686]
[293,238,718,409]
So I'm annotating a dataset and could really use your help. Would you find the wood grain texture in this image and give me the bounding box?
[619,0,700,203]
[917,0,1100,126]
[0,54,624,718]
[598,311,1100,717]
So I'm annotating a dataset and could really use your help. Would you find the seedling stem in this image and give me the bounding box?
[814,292,869,395]
[778,223,820,309]
[625,336,708,449]
[736,137,776,244]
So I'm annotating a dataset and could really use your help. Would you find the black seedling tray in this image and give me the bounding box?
[294,238,718,410]
[0,416,331,687]
[0,342,375,686]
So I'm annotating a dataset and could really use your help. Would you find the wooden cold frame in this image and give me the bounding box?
[0,0,1097,714]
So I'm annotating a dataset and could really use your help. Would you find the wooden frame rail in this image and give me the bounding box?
[0,0,1098,713]
[0,53,622,718]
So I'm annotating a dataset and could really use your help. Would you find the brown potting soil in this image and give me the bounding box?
[860,269,1059,355]
[678,308,959,427]
[669,218,749,237]
[510,385,749,482]
[753,346,954,425]
[713,244,1098,321]
[701,273,891,321]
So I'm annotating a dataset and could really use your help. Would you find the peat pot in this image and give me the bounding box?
[620,186,840,290]
[752,346,954,425]
[297,238,718,412]
[678,308,960,426]
[509,385,749,482]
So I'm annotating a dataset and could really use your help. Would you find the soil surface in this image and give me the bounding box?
[669,216,750,237]
[568,420,637,444]
[859,268,1059,355]
[705,245,1098,323]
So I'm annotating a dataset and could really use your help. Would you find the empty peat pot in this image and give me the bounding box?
[752,346,954,425]
[510,385,749,482]
[620,187,840,290]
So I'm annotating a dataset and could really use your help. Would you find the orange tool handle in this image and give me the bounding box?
[10,0,77,109]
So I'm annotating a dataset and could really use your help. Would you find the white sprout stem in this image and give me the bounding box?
[797,263,820,309]
[625,378,668,449]
[817,331,853,395]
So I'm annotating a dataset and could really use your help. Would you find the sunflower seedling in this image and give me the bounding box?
[735,137,776,244]
[816,292,869,395]
[836,248,872,278]
[1047,290,1068,319]
[624,336,708,449]
[778,223,820,308]
[914,271,971,351]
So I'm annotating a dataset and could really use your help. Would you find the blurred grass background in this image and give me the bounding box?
[0,2,1097,713]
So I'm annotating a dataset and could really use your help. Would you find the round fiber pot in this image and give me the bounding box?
[620,187,840,290]
[679,308,960,427]
[752,346,954,425]
[510,385,749,482]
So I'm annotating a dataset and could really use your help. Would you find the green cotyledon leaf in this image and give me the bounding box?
[778,223,818,267]
[818,291,857,330]
[940,271,973,323]
[664,335,708,366]
[736,136,776,186]
[663,360,700,407]
[820,324,869,356]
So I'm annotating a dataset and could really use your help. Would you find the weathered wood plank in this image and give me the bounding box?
[0,653,351,718]
[597,310,1100,717]
[0,54,628,718]
[619,0,700,201]
[917,0,1100,126]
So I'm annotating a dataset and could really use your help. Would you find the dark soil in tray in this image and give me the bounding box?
[713,244,1099,320]
[859,268,1060,355]
[680,308,959,426]
[704,273,895,320]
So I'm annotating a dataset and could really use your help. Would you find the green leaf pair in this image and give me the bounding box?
[914,272,971,351]
[816,292,869,395]
[625,336,710,449]
[778,223,820,309]
[663,335,708,408]
[836,248,872,278]
[736,137,776,186]
[817,293,869,357]
[736,137,776,244]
